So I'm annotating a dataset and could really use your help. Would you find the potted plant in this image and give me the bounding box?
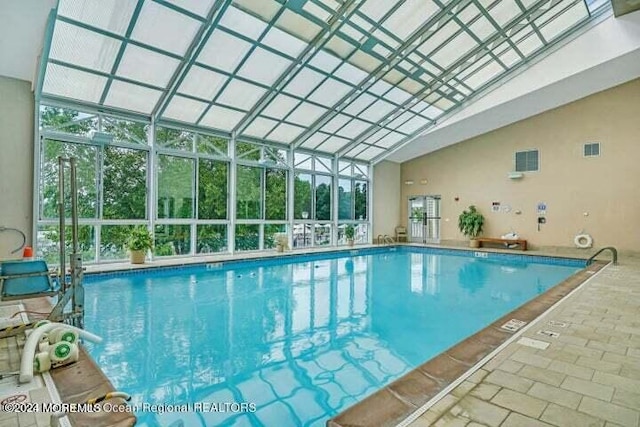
[345,224,355,247]
[458,205,484,248]
[127,226,153,264]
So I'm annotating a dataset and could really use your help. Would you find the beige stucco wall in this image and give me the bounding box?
[372,160,401,239]
[0,76,34,259]
[401,78,640,252]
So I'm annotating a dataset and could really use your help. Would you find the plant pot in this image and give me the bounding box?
[276,244,284,253]
[469,239,480,249]
[347,239,354,247]
[130,250,146,264]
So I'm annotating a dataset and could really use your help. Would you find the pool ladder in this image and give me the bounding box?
[376,234,395,245]
[586,246,618,265]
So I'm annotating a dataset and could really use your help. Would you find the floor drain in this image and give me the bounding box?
[537,330,560,338]
[501,319,527,332]
[548,320,567,328]
[517,337,550,350]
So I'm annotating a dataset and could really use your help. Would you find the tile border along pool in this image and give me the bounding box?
[77,245,601,426]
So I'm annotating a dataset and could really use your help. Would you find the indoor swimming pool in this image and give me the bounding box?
[83,247,584,427]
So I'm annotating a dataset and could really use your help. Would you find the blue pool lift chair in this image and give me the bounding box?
[0,260,58,301]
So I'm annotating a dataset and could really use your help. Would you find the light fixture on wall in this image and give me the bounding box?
[404,180,414,185]
[420,179,428,185]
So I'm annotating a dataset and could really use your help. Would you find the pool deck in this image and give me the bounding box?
[1,244,636,427]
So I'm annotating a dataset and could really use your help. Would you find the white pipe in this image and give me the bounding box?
[20,323,102,384]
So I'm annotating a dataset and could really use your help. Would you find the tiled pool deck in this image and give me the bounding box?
[396,255,640,427]
[1,244,637,427]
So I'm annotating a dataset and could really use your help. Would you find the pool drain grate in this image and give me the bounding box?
[548,320,567,327]
[501,319,527,332]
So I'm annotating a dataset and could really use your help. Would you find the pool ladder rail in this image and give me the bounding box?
[376,235,395,245]
[586,246,618,265]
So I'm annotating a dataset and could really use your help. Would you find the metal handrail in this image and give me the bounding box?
[586,246,618,265]
[377,234,384,244]
[383,235,394,244]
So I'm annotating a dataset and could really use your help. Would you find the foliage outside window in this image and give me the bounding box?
[157,155,194,219]
[198,159,228,220]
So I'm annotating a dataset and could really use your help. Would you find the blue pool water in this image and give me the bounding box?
[84,248,583,427]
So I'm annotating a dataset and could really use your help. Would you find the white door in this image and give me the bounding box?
[408,196,441,244]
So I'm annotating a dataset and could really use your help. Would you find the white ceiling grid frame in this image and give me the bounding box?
[116,44,181,88]
[316,135,352,153]
[57,0,137,35]
[43,63,108,103]
[197,29,254,72]
[104,80,163,113]
[308,78,354,106]
[286,102,328,127]
[262,25,309,58]
[49,20,121,73]
[131,1,201,55]
[300,132,331,149]
[178,65,228,101]
[199,104,246,130]
[218,4,268,40]
[162,95,209,123]
[266,123,306,143]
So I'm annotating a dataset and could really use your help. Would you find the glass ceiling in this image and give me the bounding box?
[41,0,600,162]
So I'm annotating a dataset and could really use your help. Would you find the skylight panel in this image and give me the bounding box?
[43,63,107,103]
[387,111,415,130]
[216,80,266,111]
[488,0,522,27]
[431,31,477,68]
[397,116,429,134]
[116,44,180,88]
[262,94,300,120]
[538,2,588,42]
[343,93,377,116]
[104,81,162,113]
[50,21,121,73]
[302,1,333,22]
[233,0,281,22]
[341,24,366,44]
[199,105,246,131]
[167,0,217,17]
[308,78,353,106]
[333,62,369,84]
[373,132,404,148]
[368,80,394,96]
[197,30,253,73]
[321,114,352,134]
[385,87,414,105]
[262,26,308,59]
[131,1,200,56]
[354,145,385,160]
[418,21,459,56]
[242,117,280,138]
[358,0,395,22]
[349,50,383,73]
[468,16,497,41]
[284,67,326,97]
[219,5,268,40]
[515,32,544,56]
[275,10,323,43]
[497,46,521,67]
[267,123,306,143]
[359,99,396,122]
[162,95,209,123]
[237,47,292,86]
[382,0,438,41]
[457,4,481,23]
[420,104,444,119]
[324,35,357,59]
[178,66,227,100]
[337,119,371,139]
[57,0,136,36]
[309,50,342,73]
[316,136,352,153]
[287,103,328,126]
[300,132,331,149]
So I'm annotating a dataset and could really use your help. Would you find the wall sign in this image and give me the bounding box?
[492,201,501,212]
[537,202,547,215]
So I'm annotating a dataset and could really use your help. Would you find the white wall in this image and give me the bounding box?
[0,76,34,259]
[372,160,401,239]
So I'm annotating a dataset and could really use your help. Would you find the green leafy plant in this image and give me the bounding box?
[345,224,355,240]
[126,227,153,252]
[458,205,484,239]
